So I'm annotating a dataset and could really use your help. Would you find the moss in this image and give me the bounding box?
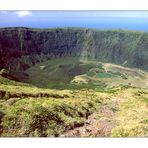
[110,88,148,137]
[0,87,102,137]
[111,125,148,137]
[96,72,114,78]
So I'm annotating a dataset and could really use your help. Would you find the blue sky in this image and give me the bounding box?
[0,11,148,31]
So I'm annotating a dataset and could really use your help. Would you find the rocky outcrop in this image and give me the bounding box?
[0,27,147,71]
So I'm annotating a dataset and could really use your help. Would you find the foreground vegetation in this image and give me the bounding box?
[111,88,148,137]
[0,80,148,137]
[0,58,148,137]
[0,82,104,137]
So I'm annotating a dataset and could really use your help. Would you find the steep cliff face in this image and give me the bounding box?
[0,27,147,71]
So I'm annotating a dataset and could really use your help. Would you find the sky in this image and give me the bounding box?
[0,11,148,31]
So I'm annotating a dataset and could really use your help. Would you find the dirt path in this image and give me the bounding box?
[62,88,148,137]
[62,95,120,137]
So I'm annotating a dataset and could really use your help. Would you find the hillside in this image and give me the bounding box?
[0,81,147,137]
[25,57,148,89]
[0,27,148,137]
[0,27,148,71]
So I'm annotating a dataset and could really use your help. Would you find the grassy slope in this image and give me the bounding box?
[0,81,148,137]
[25,57,148,89]
[111,88,148,137]
[25,57,101,89]
[63,88,148,137]
[0,82,104,137]
[0,58,147,137]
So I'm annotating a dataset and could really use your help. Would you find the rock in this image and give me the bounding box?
[5,97,20,105]
[0,28,147,71]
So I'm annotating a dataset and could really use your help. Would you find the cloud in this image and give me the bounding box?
[0,11,8,14]
[14,11,32,17]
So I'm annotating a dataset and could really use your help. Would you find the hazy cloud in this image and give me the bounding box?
[14,11,32,17]
[0,11,8,14]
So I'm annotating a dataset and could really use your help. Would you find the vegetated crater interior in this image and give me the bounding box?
[0,27,148,137]
[0,27,147,89]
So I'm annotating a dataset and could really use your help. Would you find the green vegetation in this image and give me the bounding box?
[0,76,147,137]
[0,27,147,137]
[111,89,148,137]
[0,75,28,86]
[0,56,147,137]
[24,57,147,90]
[0,28,148,71]
[26,57,99,89]
[96,72,114,78]
[0,83,103,137]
